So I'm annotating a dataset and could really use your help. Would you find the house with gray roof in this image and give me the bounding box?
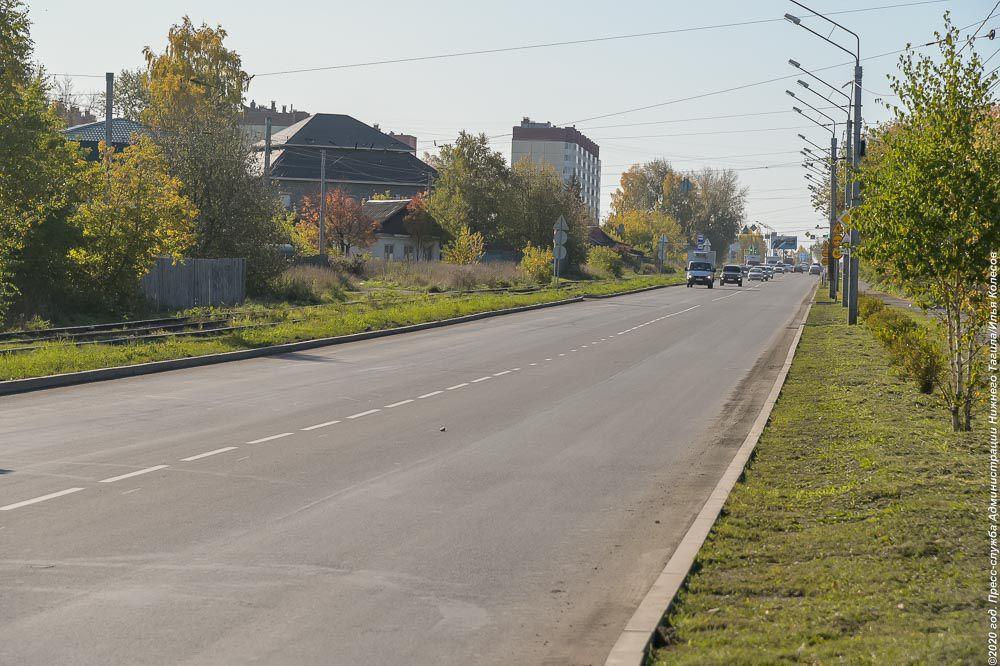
[61,118,146,160]
[359,199,443,261]
[259,114,437,209]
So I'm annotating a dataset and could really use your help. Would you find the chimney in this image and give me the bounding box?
[270,100,276,111]
[373,123,380,131]
[282,105,287,113]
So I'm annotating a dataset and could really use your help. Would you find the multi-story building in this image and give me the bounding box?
[511,117,601,221]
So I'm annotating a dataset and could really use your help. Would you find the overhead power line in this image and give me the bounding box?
[249,0,950,78]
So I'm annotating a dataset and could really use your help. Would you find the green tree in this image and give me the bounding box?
[506,160,588,270]
[519,242,554,283]
[96,67,149,122]
[426,132,511,241]
[442,226,485,265]
[69,137,197,310]
[853,15,999,431]
[0,0,87,320]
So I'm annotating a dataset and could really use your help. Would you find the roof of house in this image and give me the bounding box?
[268,146,436,186]
[362,199,410,235]
[268,114,415,152]
[62,118,146,145]
[588,225,619,247]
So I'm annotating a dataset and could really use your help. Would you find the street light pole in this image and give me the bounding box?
[786,0,862,323]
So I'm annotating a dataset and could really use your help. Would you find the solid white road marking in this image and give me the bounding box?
[247,432,293,444]
[510,367,521,371]
[99,465,169,484]
[385,399,415,408]
[493,370,511,376]
[470,376,492,383]
[302,420,341,431]
[446,383,469,390]
[346,409,380,419]
[418,390,443,399]
[181,447,238,462]
[0,487,84,511]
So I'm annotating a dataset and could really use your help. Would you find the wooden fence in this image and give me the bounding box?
[140,257,246,310]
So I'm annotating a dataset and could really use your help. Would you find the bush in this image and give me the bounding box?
[586,246,624,278]
[860,295,944,394]
[268,266,350,304]
[328,253,369,277]
[520,243,554,284]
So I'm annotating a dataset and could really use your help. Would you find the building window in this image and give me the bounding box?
[384,243,394,259]
[404,245,413,261]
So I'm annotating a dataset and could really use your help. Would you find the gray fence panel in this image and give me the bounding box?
[140,257,246,310]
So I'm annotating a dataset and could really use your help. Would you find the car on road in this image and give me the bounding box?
[793,263,806,273]
[741,264,752,276]
[748,267,765,281]
[762,266,774,280]
[772,264,785,274]
[809,263,822,275]
[720,264,743,286]
[686,260,715,288]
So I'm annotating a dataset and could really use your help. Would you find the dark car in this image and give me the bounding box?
[720,264,743,286]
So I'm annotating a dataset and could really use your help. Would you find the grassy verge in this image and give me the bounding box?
[0,274,683,381]
[653,295,982,664]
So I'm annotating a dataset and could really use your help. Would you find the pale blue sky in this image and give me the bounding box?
[27,0,998,238]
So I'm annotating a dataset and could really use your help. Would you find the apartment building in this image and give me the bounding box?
[511,117,601,221]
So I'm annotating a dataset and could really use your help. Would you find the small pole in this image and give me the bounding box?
[263,117,272,187]
[319,148,327,260]
[104,72,113,152]
[829,136,838,300]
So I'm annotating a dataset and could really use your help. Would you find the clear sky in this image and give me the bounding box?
[26,0,998,240]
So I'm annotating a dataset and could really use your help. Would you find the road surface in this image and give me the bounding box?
[0,275,814,665]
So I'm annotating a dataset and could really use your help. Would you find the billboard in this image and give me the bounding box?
[771,235,797,251]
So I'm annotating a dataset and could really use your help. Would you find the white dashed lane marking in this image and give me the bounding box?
[247,432,293,444]
[346,409,380,419]
[417,391,443,399]
[180,447,238,462]
[446,383,469,390]
[470,376,492,383]
[301,420,340,431]
[384,399,415,408]
[0,487,84,511]
[99,465,169,484]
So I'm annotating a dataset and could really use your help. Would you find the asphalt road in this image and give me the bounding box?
[0,274,814,665]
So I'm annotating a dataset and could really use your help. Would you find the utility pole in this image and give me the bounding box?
[319,148,327,261]
[263,117,272,187]
[104,72,113,152]
[848,64,863,325]
[829,136,838,300]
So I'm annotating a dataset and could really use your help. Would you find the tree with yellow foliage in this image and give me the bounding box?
[70,137,197,310]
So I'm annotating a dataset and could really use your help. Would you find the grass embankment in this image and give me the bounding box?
[654,296,982,664]
[0,274,682,381]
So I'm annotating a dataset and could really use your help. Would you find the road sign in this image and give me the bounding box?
[554,229,568,245]
[553,245,567,260]
[772,235,798,251]
[554,215,569,232]
[553,216,569,280]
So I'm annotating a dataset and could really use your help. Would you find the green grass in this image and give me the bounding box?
[653,296,982,665]
[0,274,683,381]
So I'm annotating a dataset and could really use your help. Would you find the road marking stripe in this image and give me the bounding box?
[0,487,84,511]
[510,367,521,372]
[385,399,415,408]
[559,353,566,356]
[712,291,742,301]
[418,390,443,399]
[581,345,588,348]
[446,383,469,390]
[181,447,238,462]
[100,465,169,484]
[492,370,510,376]
[248,432,293,444]
[346,409,380,419]
[470,376,492,383]
[302,420,340,431]
[545,358,553,361]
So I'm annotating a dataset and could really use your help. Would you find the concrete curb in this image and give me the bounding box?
[0,297,587,397]
[582,282,683,299]
[603,285,817,666]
